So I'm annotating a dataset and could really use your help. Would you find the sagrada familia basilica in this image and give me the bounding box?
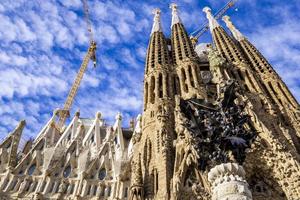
[0,3,299,200]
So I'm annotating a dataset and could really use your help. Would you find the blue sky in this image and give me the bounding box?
[0,0,300,141]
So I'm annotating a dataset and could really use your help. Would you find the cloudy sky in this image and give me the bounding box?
[0,0,300,141]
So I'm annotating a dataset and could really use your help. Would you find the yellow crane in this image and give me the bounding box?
[56,0,97,130]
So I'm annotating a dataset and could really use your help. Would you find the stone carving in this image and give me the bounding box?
[208,163,252,200]
[178,81,257,170]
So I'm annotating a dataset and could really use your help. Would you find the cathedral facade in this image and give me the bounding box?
[0,4,300,200]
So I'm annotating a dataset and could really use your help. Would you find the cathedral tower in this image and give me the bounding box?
[132,9,175,200]
[203,7,265,96]
[170,4,207,100]
[222,15,300,134]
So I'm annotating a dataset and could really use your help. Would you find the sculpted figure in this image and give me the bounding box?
[58,179,67,193]
[18,177,29,193]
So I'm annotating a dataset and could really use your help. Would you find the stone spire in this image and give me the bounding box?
[222,15,245,41]
[170,3,196,63]
[144,8,174,110]
[202,6,246,65]
[170,4,207,100]
[222,15,300,126]
[151,8,163,35]
[170,3,182,27]
[203,7,220,33]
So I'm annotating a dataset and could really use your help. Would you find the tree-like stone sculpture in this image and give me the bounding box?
[179,80,257,170]
[176,80,257,200]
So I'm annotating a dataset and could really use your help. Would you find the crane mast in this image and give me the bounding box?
[190,0,238,44]
[56,0,96,130]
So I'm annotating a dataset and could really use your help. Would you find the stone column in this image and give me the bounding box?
[208,163,252,200]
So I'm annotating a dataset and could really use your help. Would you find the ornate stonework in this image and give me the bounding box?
[0,4,299,200]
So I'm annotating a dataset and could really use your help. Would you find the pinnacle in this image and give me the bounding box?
[222,15,245,41]
[170,3,182,27]
[151,8,163,35]
[203,6,220,33]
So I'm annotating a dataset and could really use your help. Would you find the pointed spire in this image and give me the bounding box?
[203,7,220,33]
[222,15,245,41]
[170,3,182,27]
[151,8,163,35]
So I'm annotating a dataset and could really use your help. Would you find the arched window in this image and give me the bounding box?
[144,82,148,106]
[181,68,188,92]
[158,73,163,98]
[63,165,71,178]
[188,65,195,87]
[28,164,36,175]
[150,76,155,104]
[98,168,106,180]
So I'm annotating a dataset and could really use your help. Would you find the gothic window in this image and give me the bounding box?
[165,74,169,97]
[98,168,106,180]
[181,68,188,92]
[188,65,195,87]
[28,164,36,175]
[124,187,128,197]
[63,165,71,178]
[158,73,163,98]
[268,82,283,106]
[87,184,91,195]
[156,170,159,192]
[26,181,31,191]
[173,76,178,95]
[49,182,55,193]
[145,82,148,107]
[150,76,155,104]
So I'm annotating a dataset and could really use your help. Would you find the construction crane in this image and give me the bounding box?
[190,0,238,45]
[56,0,97,130]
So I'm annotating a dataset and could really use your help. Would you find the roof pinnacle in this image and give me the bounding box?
[203,7,220,33]
[222,15,245,41]
[170,3,182,27]
[151,8,163,35]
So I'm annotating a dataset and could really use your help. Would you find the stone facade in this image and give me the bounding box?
[0,4,300,200]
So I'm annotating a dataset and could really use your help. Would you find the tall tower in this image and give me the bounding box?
[203,7,265,96]
[170,3,207,100]
[132,9,175,200]
[222,15,300,134]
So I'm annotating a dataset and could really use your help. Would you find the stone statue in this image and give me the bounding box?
[58,180,67,193]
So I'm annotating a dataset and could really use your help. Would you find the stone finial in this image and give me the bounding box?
[208,163,252,200]
[151,8,163,35]
[170,3,182,27]
[115,112,122,121]
[222,15,245,41]
[95,111,101,119]
[203,7,220,33]
[75,110,80,117]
